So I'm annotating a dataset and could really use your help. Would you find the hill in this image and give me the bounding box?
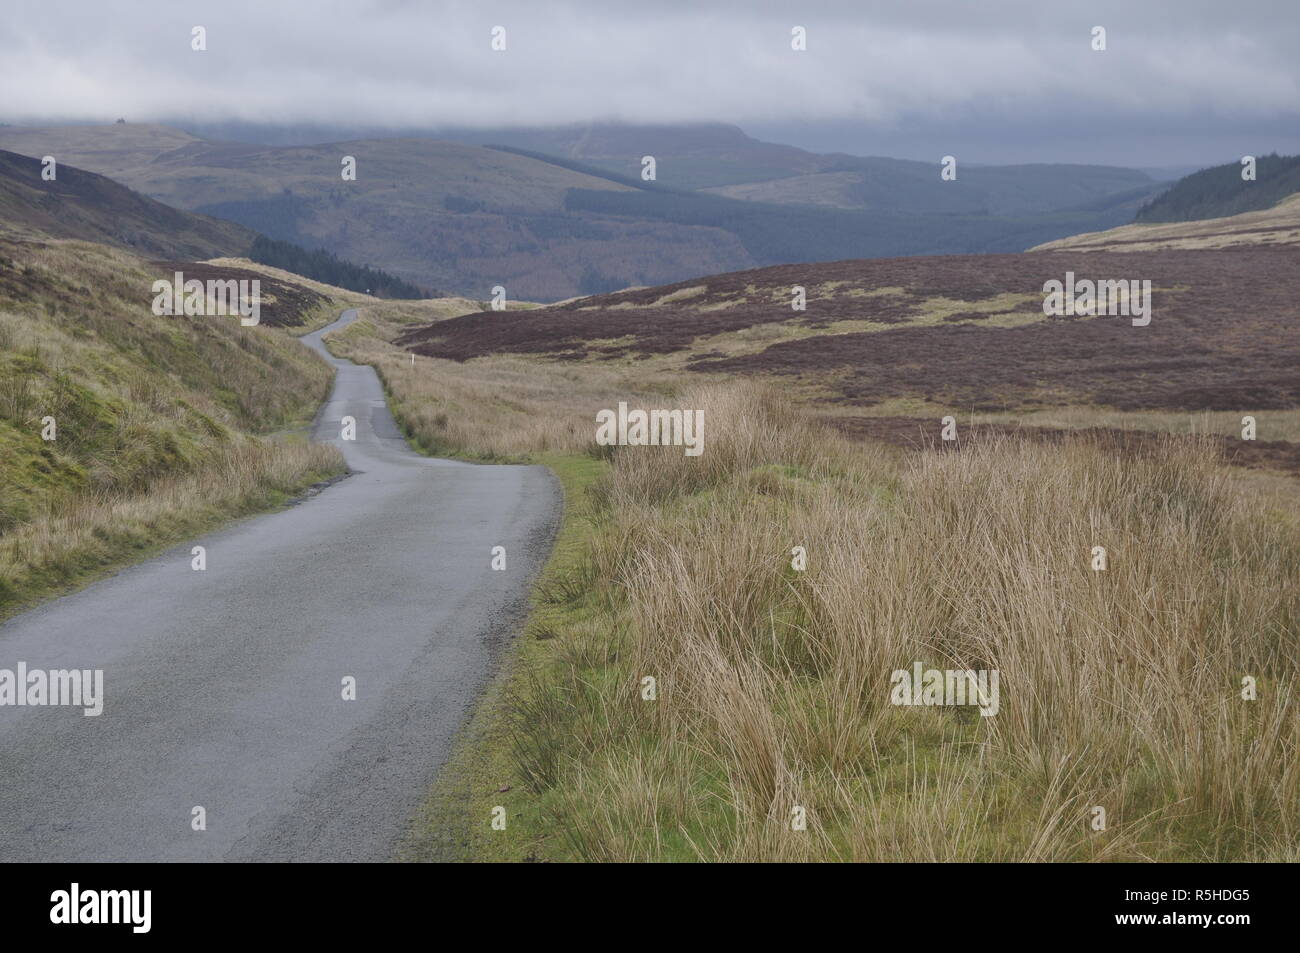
[0,123,1164,301]
[189,118,1162,211]
[0,148,255,259]
[452,122,1161,215]
[398,245,1300,416]
[0,232,355,611]
[1135,153,1300,223]
[1032,191,1300,252]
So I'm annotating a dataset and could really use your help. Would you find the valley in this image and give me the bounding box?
[0,122,1170,301]
[1,108,1297,867]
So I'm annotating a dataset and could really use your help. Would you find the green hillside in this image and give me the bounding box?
[0,234,348,611]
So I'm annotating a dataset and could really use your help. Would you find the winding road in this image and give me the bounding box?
[0,309,560,861]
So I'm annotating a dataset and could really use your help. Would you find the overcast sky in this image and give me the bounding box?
[3,0,1298,166]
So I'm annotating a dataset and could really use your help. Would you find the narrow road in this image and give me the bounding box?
[0,309,560,861]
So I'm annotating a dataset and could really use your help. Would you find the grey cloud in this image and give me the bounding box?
[1,0,1296,164]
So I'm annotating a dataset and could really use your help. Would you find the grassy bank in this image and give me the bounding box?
[343,301,1299,863]
[0,238,346,616]
[0,440,341,616]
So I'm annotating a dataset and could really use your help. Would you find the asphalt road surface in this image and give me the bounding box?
[0,309,560,861]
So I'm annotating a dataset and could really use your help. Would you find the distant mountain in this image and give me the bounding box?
[447,122,1162,215]
[1135,154,1300,223]
[453,122,827,190]
[0,123,1164,301]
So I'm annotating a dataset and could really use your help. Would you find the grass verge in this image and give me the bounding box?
[398,451,604,861]
[0,441,343,620]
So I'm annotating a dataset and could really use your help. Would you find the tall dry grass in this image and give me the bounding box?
[520,382,1299,861]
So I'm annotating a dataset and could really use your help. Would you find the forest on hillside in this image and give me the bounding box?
[1136,153,1300,222]
[248,235,429,299]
